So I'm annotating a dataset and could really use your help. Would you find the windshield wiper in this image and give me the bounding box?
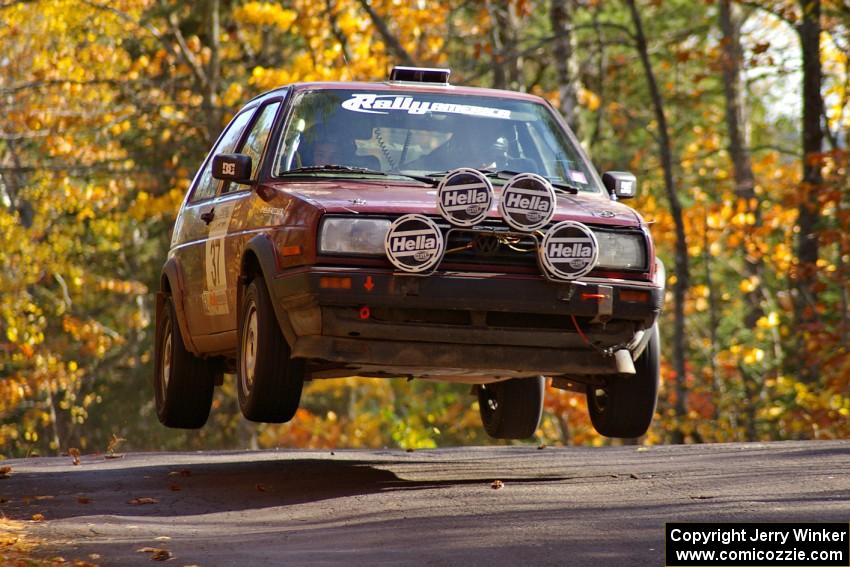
[280,165,438,186]
[426,168,579,194]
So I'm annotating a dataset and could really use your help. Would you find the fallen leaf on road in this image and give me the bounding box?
[34,495,54,501]
[107,433,126,455]
[491,480,504,490]
[77,497,91,504]
[128,497,158,505]
[154,536,171,541]
[31,514,45,522]
[69,448,81,465]
[537,444,547,450]
[169,484,181,491]
[0,466,12,479]
[405,448,415,453]
[168,469,191,477]
[630,473,640,479]
[636,447,649,452]
[255,484,266,492]
[138,546,173,560]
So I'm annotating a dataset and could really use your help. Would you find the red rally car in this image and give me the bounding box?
[154,66,665,440]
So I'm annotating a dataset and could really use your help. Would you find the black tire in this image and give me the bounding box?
[587,326,660,438]
[154,295,216,428]
[477,376,544,439]
[237,277,304,423]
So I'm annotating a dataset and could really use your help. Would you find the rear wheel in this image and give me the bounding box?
[154,295,217,428]
[237,277,304,423]
[587,326,660,438]
[477,376,544,439]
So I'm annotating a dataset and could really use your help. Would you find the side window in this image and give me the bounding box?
[189,110,254,203]
[239,102,280,182]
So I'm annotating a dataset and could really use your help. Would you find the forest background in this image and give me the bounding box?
[1,0,848,457]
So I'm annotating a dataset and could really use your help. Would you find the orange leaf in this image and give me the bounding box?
[128,497,158,505]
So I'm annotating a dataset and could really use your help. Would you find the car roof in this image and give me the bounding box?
[244,81,548,108]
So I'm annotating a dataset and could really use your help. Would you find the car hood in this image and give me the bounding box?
[267,179,642,227]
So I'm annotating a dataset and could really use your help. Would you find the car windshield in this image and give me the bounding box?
[273,89,601,193]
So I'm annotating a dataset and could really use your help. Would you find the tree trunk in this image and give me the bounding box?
[205,0,221,144]
[485,0,523,91]
[719,0,764,438]
[626,0,690,442]
[550,0,580,134]
[794,0,824,382]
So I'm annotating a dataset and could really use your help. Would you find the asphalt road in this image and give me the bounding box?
[2,440,849,566]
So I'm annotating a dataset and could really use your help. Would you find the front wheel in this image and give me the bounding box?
[237,277,304,423]
[587,326,660,438]
[477,376,544,439]
[153,295,217,428]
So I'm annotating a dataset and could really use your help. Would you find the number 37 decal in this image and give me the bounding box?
[203,203,235,316]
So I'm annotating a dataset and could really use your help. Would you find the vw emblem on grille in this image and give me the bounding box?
[472,233,500,256]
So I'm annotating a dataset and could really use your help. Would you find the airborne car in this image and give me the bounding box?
[154,67,664,440]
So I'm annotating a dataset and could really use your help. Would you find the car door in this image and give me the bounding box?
[214,100,283,334]
[171,109,254,345]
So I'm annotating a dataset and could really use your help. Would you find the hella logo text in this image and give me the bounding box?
[504,193,551,212]
[390,234,439,253]
[547,242,593,259]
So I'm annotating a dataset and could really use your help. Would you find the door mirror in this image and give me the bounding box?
[212,153,252,184]
[602,171,637,200]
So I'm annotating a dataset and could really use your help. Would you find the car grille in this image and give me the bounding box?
[436,219,540,270]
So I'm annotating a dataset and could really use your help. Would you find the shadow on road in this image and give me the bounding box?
[1,454,572,522]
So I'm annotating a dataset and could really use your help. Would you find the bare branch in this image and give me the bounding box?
[165,6,208,88]
[356,0,417,67]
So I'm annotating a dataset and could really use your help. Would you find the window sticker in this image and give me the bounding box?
[570,171,588,184]
[341,93,512,119]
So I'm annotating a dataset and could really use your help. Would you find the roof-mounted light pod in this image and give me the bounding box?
[389,66,451,85]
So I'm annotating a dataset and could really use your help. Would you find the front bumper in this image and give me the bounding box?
[268,267,663,377]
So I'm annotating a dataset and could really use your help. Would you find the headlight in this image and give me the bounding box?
[318,217,390,255]
[593,230,646,270]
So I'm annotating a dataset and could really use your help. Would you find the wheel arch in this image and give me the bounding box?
[159,257,200,355]
[240,234,297,347]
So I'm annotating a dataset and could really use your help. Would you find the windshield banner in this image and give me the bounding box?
[342,93,512,119]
